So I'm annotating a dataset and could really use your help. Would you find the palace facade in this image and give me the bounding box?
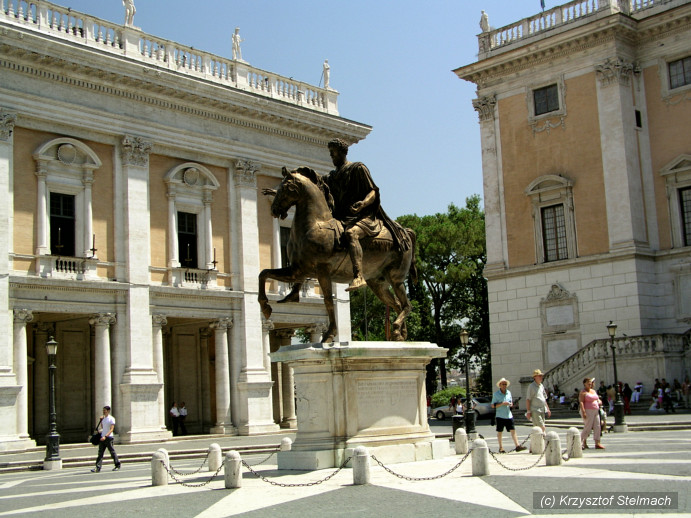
[0,0,369,450]
[455,0,690,396]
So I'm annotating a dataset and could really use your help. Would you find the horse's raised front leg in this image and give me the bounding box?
[277,283,301,304]
[258,266,304,319]
[315,265,336,343]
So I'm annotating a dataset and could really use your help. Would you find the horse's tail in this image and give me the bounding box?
[406,228,418,285]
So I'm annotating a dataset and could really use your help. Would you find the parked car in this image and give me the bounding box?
[432,397,496,421]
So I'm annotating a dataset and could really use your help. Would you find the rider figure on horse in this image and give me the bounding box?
[324,138,411,292]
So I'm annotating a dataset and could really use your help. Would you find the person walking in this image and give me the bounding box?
[579,378,605,450]
[91,406,121,472]
[632,381,643,404]
[682,377,690,409]
[491,378,526,453]
[623,383,633,415]
[525,369,551,432]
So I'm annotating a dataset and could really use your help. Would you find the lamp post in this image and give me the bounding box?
[460,329,476,435]
[44,336,62,469]
[607,321,627,432]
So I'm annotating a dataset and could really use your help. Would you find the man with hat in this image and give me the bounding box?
[525,369,551,432]
[491,378,526,453]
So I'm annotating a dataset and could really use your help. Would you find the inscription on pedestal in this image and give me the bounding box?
[356,378,418,429]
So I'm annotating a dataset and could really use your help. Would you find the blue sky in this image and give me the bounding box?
[61,0,553,218]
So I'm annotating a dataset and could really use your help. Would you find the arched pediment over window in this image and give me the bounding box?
[164,163,220,191]
[33,137,102,171]
[525,174,573,197]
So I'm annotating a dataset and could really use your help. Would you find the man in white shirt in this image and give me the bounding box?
[92,406,121,472]
[525,369,551,432]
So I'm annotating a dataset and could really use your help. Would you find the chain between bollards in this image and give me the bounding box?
[369,450,473,481]
[244,449,278,467]
[241,456,352,487]
[160,459,225,488]
[166,450,210,476]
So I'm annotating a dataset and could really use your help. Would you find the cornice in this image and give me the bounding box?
[0,35,369,146]
[458,19,638,88]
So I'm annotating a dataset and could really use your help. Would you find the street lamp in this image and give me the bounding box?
[460,329,476,435]
[606,321,627,432]
[44,336,61,468]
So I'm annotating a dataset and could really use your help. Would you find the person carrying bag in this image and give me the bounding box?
[89,418,103,446]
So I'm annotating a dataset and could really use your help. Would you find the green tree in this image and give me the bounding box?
[398,196,488,393]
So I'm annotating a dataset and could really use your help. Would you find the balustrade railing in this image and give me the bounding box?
[481,0,678,54]
[1,0,337,114]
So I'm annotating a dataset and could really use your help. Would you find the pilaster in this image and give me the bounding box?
[13,310,33,441]
[595,58,648,252]
[276,329,297,429]
[0,111,16,382]
[152,315,168,432]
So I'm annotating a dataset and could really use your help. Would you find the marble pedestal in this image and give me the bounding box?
[270,341,448,470]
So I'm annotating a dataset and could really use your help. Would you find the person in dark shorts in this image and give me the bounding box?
[491,378,526,453]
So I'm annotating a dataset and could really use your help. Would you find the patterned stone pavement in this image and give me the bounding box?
[0,426,689,517]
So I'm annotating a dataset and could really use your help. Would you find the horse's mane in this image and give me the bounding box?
[295,166,335,213]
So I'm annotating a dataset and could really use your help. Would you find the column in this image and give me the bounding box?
[472,95,505,273]
[203,191,214,269]
[276,329,297,429]
[231,159,279,434]
[210,318,236,434]
[13,310,33,439]
[82,169,94,257]
[89,313,115,423]
[307,323,327,344]
[0,112,16,381]
[261,320,274,373]
[167,192,179,268]
[152,315,168,432]
[595,58,647,251]
[117,135,163,442]
[199,328,212,431]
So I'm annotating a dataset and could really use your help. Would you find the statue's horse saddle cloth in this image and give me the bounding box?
[319,218,394,252]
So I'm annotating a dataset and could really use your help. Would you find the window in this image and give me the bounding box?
[50,193,76,256]
[681,187,691,247]
[669,56,691,90]
[541,205,568,262]
[177,211,198,268]
[525,175,577,264]
[533,84,559,116]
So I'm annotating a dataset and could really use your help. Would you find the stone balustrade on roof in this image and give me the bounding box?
[0,0,339,115]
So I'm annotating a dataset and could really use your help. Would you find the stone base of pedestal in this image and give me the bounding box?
[0,437,36,453]
[613,424,629,433]
[43,459,62,470]
[119,429,173,443]
[236,422,280,435]
[271,341,448,471]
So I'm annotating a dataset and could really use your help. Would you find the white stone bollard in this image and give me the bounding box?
[151,450,168,486]
[209,443,222,472]
[471,438,490,476]
[566,427,582,459]
[530,426,545,455]
[352,446,371,485]
[156,447,170,466]
[224,450,242,489]
[454,428,468,454]
[545,431,562,466]
[280,437,293,451]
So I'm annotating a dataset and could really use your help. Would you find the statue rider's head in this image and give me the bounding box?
[328,138,349,168]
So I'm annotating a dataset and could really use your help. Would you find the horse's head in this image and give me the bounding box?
[271,167,303,220]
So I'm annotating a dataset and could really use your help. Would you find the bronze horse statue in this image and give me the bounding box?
[258,166,417,343]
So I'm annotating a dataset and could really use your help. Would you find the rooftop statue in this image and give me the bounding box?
[123,0,136,27]
[480,10,490,33]
[323,59,330,89]
[259,139,417,343]
[232,27,243,61]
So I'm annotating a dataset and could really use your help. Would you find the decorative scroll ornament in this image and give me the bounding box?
[13,309,34,324]
[595,58,636,88]
[234,159,261,186]
[89,313,116,327]
[210,317,233,331]
[0,111,17,141]
[121,135,153,167]
[152,314,168,327]
[544,283,571,302]
[262,319,275,333]
[472,95,496,122]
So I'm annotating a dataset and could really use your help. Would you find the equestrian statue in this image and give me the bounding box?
[258,138,417,343]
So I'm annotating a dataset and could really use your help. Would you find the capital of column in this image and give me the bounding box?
[234,159,261,187]
[152,314,168,328]
[13,309,34,325]
[595,58,637,88]
[306,322,328,335]
[121,135,153,167]
[0,110,17,141]
[274,328,295,341]
[210,317,233,331]
[262,319,275,333]
[472,95,496,122]
[89,313,116,327]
